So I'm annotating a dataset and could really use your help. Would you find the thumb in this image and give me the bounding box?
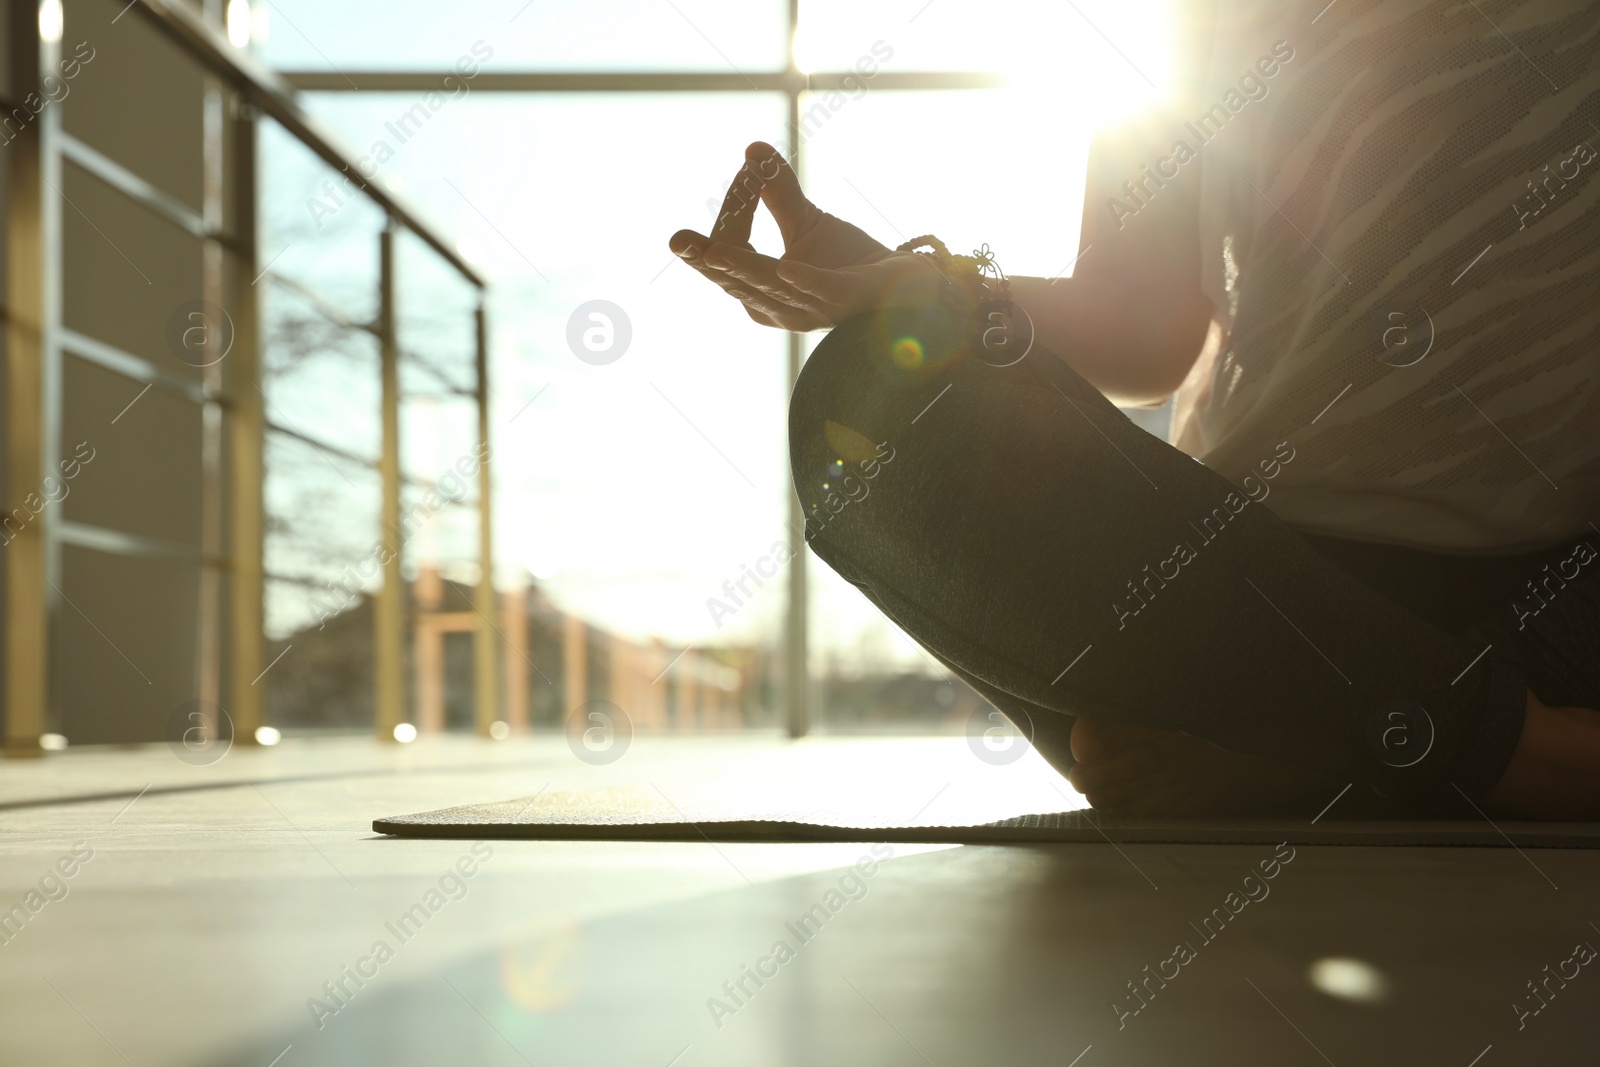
[745,141,818,245]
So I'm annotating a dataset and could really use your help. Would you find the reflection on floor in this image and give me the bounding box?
[0,734,1594,1066]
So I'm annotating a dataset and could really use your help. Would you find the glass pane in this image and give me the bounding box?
[60,160,206,380]
[258,119,385,324]
[402,496,479,732]
[396,229,480,490]
[258,115,385,469]
[63,3,206,211]
[263,429,381,589]
[54,546,199,744]
[261,432,381,732]
[400,493,479,579]
[262,279,383,462]
[257,119,390,736]
[291,91,793,735]
[60,354,202,548]
[254,0,785,73]
[397,228,477,394]
[263,577,375,730]
[401,392,481,494]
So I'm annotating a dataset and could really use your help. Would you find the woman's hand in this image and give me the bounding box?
[670,141,946,330]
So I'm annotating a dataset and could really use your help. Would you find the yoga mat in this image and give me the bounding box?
[374,785,1600,848]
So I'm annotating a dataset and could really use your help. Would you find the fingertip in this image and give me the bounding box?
[669,229,707,259]
[746,142,793,181]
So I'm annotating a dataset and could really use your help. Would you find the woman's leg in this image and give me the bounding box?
[788,306,1529,814]
[920,635,1347,817]
[1482,550,1600,817]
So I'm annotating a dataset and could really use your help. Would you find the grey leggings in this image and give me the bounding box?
[788,306,1599,814]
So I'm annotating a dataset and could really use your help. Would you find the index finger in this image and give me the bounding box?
[709,160,765,247]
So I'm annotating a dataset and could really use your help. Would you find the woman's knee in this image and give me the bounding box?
[786,303,987,506]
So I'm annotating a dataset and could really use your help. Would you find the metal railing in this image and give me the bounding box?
[1,0,493,753]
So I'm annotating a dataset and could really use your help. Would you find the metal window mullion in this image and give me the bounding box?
[783,0,809,739]
[472,301,496,737]
[374,225,406,740]
[3,6,53,757]
[196,76,227,734]
[40,30,63,743]
[230,89,267,740]
[276,71,1006,93]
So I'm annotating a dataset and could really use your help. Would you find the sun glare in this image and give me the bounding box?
[794,0,1175,126]
[1009,1,1176,126]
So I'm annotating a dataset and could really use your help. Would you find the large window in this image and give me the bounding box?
[256,0,1175,733]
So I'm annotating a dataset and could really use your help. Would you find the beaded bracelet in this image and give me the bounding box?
[895,235,1026,363]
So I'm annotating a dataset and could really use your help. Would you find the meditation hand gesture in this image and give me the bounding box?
[669,141,946,331]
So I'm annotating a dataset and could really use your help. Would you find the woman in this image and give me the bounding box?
[669,2,1599,819]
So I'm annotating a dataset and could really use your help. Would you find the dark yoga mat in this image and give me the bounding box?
[374,785,1600,848]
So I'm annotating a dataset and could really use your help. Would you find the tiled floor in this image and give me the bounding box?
[1,734,1594,1066]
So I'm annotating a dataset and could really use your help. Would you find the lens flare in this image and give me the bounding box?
[500,920,587,1013]
[1308,957,1388,1003]
[823,421,878,462]
[890,335,925,369]
[37,0,62,43]
[225,0,251,48]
